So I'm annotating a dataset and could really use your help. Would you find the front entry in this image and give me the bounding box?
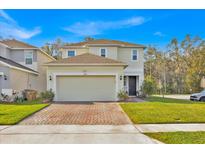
[128,76,136,96]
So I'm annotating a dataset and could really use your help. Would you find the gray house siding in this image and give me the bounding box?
[10,49,37,62]
[10,50,24,62]
[0,66,11,93]
[0,45,11,59]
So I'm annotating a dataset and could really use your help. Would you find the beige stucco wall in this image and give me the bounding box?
[59,46,144,89]
[0,50,54,94]
[61,46,118,60]
[60,48,88,58]
[35,51,54,92]
[118,47,144,71]
[118,47,144,88]
[9,68,37,92]
[47,66,124,101]
[88,47,118,60]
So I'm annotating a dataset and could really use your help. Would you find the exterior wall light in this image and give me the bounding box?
[49,75,52,81]
[4,75,7,80]
[120,75,123,80]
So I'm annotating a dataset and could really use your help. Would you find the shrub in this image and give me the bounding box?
[118,90,129,101]
[141,75,157,97]
[40,90,55,101]
[14,96,25,103]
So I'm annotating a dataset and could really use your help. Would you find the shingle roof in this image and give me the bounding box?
[0,56,38,74]
[0,39,56,60]
[63,39,145,48]
[0,39,37,48]
[46,53,127,66]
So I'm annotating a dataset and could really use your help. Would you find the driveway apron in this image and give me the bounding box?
[19,103,132,125]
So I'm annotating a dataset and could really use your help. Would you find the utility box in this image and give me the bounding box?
[24,89,37,101]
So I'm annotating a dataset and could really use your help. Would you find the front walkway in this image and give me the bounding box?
[125,97,145,102]
[0,125,157,144]
[20,103,131,125]
[136,124,205,133]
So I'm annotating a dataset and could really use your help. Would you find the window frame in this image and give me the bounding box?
[24,51,33,65]
[99,48,107,57]
[131,49,138,61]
[67,50,76,57]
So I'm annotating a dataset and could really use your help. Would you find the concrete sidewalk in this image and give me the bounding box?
[154,94,190,100]
[0,125,157,144]
[136,124,205,133]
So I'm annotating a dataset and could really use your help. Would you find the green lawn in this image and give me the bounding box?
[0,101,49,125]
[120,96,205,124]
[145,131,205,144]
[146,96,194,104]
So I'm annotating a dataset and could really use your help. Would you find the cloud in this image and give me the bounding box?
[154,31,165,37]
[64,16,149,36]
[0,10,16,24]
[0,10,41,39]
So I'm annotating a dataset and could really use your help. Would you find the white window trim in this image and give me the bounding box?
[131,49,138,61]
[99,48,107,57]
[24,50,33,65]
[67,50,76,57]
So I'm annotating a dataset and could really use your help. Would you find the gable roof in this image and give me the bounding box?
[0,39,56,60]
[46,53,127,67]
[0,39,37,49]
[0,56,38,75]
[63,39,145,48]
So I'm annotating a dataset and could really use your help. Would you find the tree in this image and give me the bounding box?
[144,35,205,94]
[84,36,95,42]
[141,75,157,96]
[41,38,63,59]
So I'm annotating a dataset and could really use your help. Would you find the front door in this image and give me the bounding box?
[129,76,136,96]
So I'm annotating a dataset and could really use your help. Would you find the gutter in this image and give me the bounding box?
[0,61,39,75]
[44,63,128,68]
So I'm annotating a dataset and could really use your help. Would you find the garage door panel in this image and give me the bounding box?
[56,76,116,101]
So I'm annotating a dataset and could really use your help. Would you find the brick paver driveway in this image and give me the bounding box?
[20,103,131,125]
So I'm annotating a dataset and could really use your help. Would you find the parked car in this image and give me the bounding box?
[190,89,205,101]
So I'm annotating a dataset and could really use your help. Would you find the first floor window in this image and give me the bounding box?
[25,51,33,65]
[132,50,138,61]
[68,51,75,57]
[100,48,107,57]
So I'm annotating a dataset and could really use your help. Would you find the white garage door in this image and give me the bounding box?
[56,75,116,101]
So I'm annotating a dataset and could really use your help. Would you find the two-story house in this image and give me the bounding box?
[46,39,145,101]
[0,39,55,95]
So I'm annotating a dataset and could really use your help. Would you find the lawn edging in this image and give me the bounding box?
[16,103,50,125]
[0,103,50,125]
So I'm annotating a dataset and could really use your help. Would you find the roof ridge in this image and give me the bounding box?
[12,39,37,48]
[81,52,125,63]
[62,39,145,48]
[0,39,37,48]
[46,52,127,65]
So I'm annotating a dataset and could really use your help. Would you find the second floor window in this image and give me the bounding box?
[132,50,138,61]
[68,51,75,57]
[100,48,107,57]
[25,51,33,65]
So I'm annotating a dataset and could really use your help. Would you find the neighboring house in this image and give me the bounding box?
[46,39,145,101]
[0,39,55,95]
